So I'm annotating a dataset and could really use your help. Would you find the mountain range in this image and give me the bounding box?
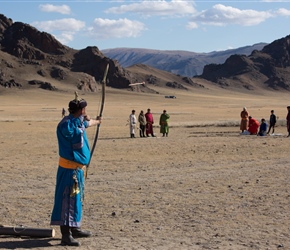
[1,13,290,94]
[102,44,267,77]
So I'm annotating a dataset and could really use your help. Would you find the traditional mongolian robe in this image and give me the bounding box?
[145,112,154,136]
[287,110,290,134]
[129,113,137,136]
[248,117,260,135]
[240,110,249,131]
[138,112,146,137]
[51,114,90,227]
[159,113,170,135]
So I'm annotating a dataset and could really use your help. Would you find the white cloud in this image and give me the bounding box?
[32,18,85,32]
[87,18,146,40]
[39,4,71,15]
[31,19,85,45]
[56,32,75,44]
[276,8,290,16]
[105,0,197,17]
[186,21,198,29]
[190,4,273,27]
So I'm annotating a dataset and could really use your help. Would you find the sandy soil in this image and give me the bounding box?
[1,87,290,249]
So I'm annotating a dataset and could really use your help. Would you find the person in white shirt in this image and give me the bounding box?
[129,110,137,138]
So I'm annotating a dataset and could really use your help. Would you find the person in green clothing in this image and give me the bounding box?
[159,110,170,137]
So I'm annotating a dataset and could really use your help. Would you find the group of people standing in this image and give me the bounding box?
[240,107,277,136]
[50,93,290,248]
[129,108,170,138]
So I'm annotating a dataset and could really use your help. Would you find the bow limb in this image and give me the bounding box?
[86,63,109,175]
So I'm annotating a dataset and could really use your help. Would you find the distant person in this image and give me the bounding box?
[145,108,155,137]
[248,116,260,135]
[138,110,146,137]
[287,106,290,137]
[129,110,137,138]
[62,108,66,117]
[240,107,249,133]
[159,110,170,137]
[267,110,277,134]
[258,118,268,136]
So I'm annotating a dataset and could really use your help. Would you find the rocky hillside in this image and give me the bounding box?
[197,35,290,91]
[0,14,147,92]
[0,13,198,94]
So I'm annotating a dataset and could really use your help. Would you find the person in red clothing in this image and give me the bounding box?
[248,116,260,135]
[145,108,155,137]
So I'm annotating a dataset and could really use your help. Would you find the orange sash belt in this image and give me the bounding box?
[59,157,86,171]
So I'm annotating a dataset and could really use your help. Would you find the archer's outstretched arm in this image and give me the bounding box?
[84,115,102,127]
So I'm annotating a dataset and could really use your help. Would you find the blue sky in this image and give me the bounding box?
[1,0,290,52]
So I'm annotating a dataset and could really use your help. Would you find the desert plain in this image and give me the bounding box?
[1,84,290,250]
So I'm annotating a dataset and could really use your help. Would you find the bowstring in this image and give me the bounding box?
[89,78,102,164]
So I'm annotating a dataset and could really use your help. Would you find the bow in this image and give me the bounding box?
[86,63,109,176]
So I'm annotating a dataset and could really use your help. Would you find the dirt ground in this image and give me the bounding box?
[1,87,290,249]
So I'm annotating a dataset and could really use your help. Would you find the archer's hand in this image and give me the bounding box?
[96,116,102,123]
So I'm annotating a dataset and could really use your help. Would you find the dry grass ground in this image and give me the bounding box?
[1,85,290,249]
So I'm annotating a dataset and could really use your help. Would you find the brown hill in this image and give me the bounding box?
[126,64,205,93]
[197,35,290,91]
[0,13,204,95]
[0,14,151,93]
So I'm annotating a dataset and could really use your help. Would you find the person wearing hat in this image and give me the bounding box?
[159,110,170,137]
[129,109,137,138]
[50,94,102,246]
